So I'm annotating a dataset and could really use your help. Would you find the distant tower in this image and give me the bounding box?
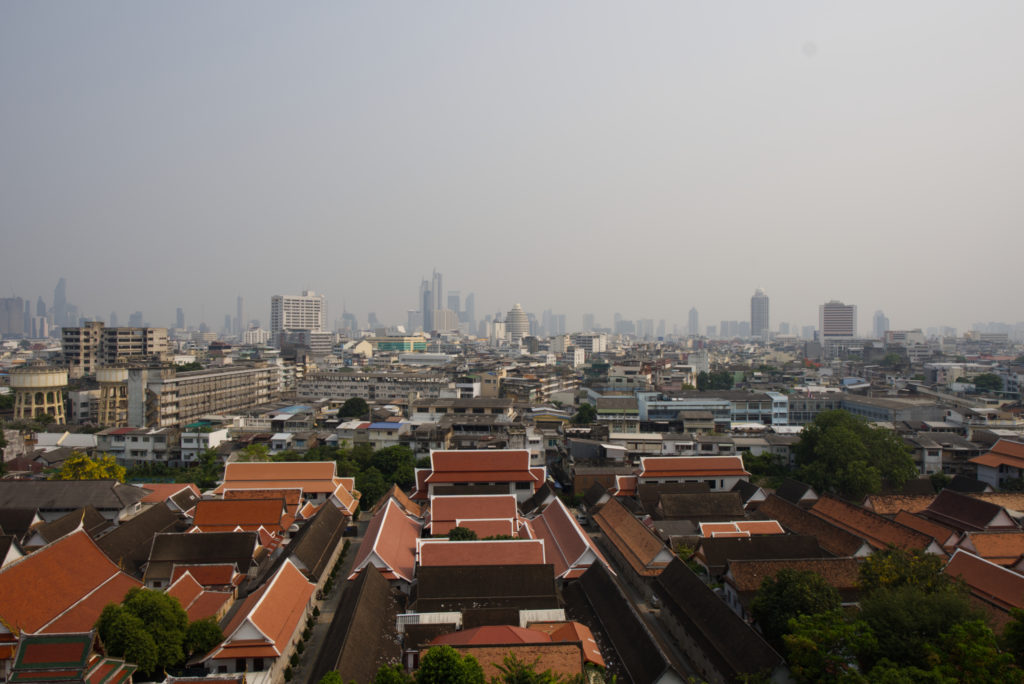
[176,308,185,330]
[751,288,770,339]
[432,270,444,311]
[819,300,857,338]
[873,310,890,339]
[236,296,244,335]
[688,307,699,337]
[463,293,475,328]
[11,362,68,425]
[506,304,529,344]
[52,278,68,328]
[96,366,130,427]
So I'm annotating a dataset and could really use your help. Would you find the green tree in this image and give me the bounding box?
[339,397,370,418]
[784,610,875,684]
[317,672,345,684]
[372,664,413,684]
[184,617,224,658]
[1002,608,1024,666]
[794,410,917,499]
[697,370,734,391]
[447,526,478,541]
[239,444,271,462]
[355,466,387,510]
[174,361,204,372]
[751,569,841,649]
[492,654,577,683]
[571,403,596,425]
[972,373,1003,393]
[52,452,126,482]
[930,620,1019,682]
[97,587,221,676]
[857,548,950,595]
[415,645,484,684]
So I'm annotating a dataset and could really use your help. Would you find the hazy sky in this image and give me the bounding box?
[3,2,1022,334]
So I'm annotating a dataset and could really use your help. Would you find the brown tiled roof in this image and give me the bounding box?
[192,498,286,532]
[371,484,422,518]
[756,495,868,557]
[811,496,937,552]
[656,492,746,521]
[654,558,783,680]
[726,557,860,594]
[638,456,749,479]
[892,511,959,548]
[923,490,1015,532]
[287,502,347,582]
[413,565,558,613]
[592,498,671,577]
[28,507,110,545]
[862,494,935,516]
[944,549,1024,613]
[958,531,1024,565]
[95,502,187,577]
[970,439,1024,469]
[696,535,827,576]
[419,539,545,567]
[437,643,584,680]
[526,497,609,579]
[971,492,1024,513]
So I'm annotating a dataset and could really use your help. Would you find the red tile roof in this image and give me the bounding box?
[527,622,605,669]
[0,529,143,636]
[139,483,201,505]
[170,563,241,587]
[348,498,421,582]
[810,496,939,553]
[428,495,519,536]
[423,450,543,488]
[526,497,609,579]
[944,549,1024,613]
[638,456,749,479]
[958,531,1024,566]
[418,539,546,567]
[208,559,313,661]
[192,498,286,532]
[214,461,341,495]
[592,498,673,577]
[970,439,1024,470]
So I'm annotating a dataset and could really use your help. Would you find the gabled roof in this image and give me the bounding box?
[0,529,143,636]
[957,531,1024,566]
[26,507,110,546]
[862,494,935,516]
[810,496,940,553]
[348,499,421,582]
[526,622,604,669]
[657,492,746,521]
[427,494,519,536]
[699,520,785,538]
[9,631,137,684]
[191,498,287,533]
[208,559,314,661]
[923,489,1018,532]
[696,535,827,575]
[637,456,749,479]
[213,461,341,495]
[138,483,201,513]
[286,502,348,582]
[423,450,542,487]
[774,479,818,506]
[0,481,148,513]
[0,509,41,541]
[756,494,870,557]
[591,498,672,577]
[970,439,1024,470]
[892,510,960,549]
[944,549,1024,613]
[144,532,257,583]
[418,539,546,567]
[165,571,232,622]
[95,502,187,577]
[412,564,558,613]
[370,484,422,518]
[525,497,610,579]
[725,557,860,594]
[170,564,241,588]
[654,559,783,680]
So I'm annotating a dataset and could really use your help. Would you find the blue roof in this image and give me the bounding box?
[277,405,311,414]
[369,422,398,429]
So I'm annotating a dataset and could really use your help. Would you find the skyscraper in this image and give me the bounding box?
[582,313,595,332]
[688,307,699,337]
[176,308,185,329]
[873,310,890,339]
[819,300,857,338]
[506,304,529,344]
[463,293,475,328]
[271,290,325,345]
[447,291,460,314]
[751,288,770,339]
[432,269,443,311]
[236,296,245,335]
[52,278,67,328]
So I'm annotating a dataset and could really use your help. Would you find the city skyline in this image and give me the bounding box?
[3,3,1023,335]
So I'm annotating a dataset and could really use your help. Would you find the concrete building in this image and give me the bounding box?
[688,307,699,337]
[506,304,529,345]
[297,370,451,403]
[271,290,325,345]
[750,288,769,339]
[10,363,68,424]
[62,322,169,378]
[819,300,857,339]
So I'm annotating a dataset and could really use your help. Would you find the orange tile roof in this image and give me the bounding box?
[0,529,142,635]
[434,643,584,680]
[528,498,609,579]
[810,496,937,553]
[970,439,1024,470]
[944,549,1024,613]
[45,573,142,633]
[592,498,672,576]
[193,499,285,530]
[428,495,519,534]
[348,498,421,582]
[638,456,749,478]
[862,494,935,516]
[450,519,517,538]
[527,621,605,668]
[433,625,549,645]
[139,483,201,505]
[700,521,785,537]
[170,563,240,587]
[214,461,340,495]
[418,540,545,567]
[210,559,313,661]
[958,531,1024,566]
[614,475,637,497]
[430,450,531,473]
[893,511,960,548]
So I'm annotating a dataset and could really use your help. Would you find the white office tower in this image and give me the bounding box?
[505,304,529,345]
[819,300,857,339]
[750,288,770,339]
[271,290,325,345]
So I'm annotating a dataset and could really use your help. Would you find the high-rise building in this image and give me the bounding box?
[447,291,460,315]
[506,304,529,344]
[129,311,144,327]
[873,310,890,339]
[751,288,770,339]
[236,296,245,336]
[432,270,444,311]
[109,312,119,327]
[176,308,185,329]
[0,297,25,338]
[819,300,857,339]
[53,278,68,328]
[582,313,595,332]
[463,293,475,328]
[271,290,325,345]
[688,307,699,337]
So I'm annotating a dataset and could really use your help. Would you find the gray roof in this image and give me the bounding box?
[0,480,149,513]
[96,504,188,577]
[144,531,257,582]
[697,535,828,575]
[413,564,558,613]
[287,503,348,582]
